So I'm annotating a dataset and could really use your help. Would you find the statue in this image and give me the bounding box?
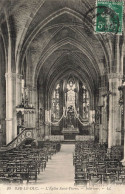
[67,105,75,127]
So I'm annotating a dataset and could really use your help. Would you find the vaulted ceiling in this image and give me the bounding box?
[0,0,124,92]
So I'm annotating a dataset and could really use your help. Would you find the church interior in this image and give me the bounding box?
[0,0,125,186]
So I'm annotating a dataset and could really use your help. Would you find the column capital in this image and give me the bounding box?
[108,73,123,79]
[26,85,37,91]
[16,74,23,79]
[5,118,13,121]
[99,86,107,91]
[5,73,23,79]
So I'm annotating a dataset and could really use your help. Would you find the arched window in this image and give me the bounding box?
[67,77,76,108]
[82,85,90,120]
[51,83,60,121]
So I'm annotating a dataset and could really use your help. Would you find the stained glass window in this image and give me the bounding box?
[82,85,90,119]
[67,77,76,108]
[51,83,60,121]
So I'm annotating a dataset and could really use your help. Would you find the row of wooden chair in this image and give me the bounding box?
[0,141,61,184]
[73,141,125,186]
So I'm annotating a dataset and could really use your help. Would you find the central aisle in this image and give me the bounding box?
[37,144,75,185]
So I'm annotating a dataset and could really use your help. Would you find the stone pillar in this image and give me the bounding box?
[16,74,22,106]
[26,85,37,107]
[33,86,38,132]
[45,110,50,137]
[98,87,108,144]
[102,104,108,143]
[79,82,83,118]
[98,87,103,144]
[38,108,45,138]
[108,73,122,149]
[89,110,95,135]
[59,81,63,131]
[29,87,32,105]
[37,83,45,138]
[32,87,37,108]
[25,86,31,106]
[121,82,125,166]
[0,36,6,146]
[102,88,108,144]
[16,74,22,138]
[49,109,51,135]
[5,73,17,144]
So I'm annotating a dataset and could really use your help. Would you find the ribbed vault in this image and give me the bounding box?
[1,0,123,108]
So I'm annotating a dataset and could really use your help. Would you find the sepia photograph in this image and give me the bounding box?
[0,0,125,194]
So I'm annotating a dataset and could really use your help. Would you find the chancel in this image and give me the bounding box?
[0,0,125,187]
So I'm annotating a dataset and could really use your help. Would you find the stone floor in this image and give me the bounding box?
[37,144,75,185]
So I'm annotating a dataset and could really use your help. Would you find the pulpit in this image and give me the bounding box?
[16,107,36,134]
[16,89,36,134]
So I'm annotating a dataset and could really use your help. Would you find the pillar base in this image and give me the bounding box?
[33,139,38,146]
[107,148,111,158]
[107,148,111,153]
[45,135,49,140]
[121,159,125,166]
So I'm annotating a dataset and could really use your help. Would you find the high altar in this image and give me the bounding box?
[51,76,95,140]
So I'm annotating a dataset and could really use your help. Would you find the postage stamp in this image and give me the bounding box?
[95,0,124,34]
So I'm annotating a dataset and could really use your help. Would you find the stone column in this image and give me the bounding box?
[31,86,37,130]
[121,82,125,166]
[102,104,108,143]
[98,87,103,144]
[101,87,108,143]
[49,109,51,135]
[59,81,63,132]
[26,85,37,107]
[108,73,122,149]
[16,74,22,106]
[25,86,31,105]
[79,82,83,118]
[63,82,67,128]
[89,110,95,135]
[98,87,108,144]
[29,87,32,105]
[5,73,17,144]
[45,110,50,137]
[32,86,37,108]
[37,83,45,138]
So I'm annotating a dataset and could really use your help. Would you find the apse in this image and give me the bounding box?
[37,72,95,141]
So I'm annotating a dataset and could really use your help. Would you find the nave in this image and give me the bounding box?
[0,1,125,193]
[37,144,75,184]
[1,140,125,187]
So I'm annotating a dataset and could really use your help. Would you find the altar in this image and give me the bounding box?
[50,76,94,139]
[62,127,79,134]
[62,127,79,140]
